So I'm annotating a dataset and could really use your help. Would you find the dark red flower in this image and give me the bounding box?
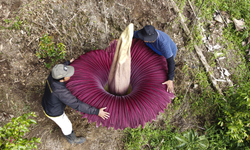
[66,39,175,130]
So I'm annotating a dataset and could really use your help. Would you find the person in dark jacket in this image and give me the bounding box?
[134,25,177,93]
[42,58,110,144]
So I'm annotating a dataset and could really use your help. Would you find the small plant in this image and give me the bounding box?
[12,16,22,30]
[36,34,66,69]
[175,129,209,149]
[3,16,23,30]
[0,112,41,149]
[124,121,180,150]
[4,19,12,24]
[218,81,250,143]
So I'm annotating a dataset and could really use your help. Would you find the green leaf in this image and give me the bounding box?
[175,136,187,143]
[198,139,209,148]
[176,142,187,148]
[29,119,37,124]
[188,131,192,142]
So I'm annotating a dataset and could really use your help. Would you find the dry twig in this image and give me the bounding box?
[102,1,108,33]
[190,0,205,36]
[69,13,77,22]
[45,13,62,36]
[187,0,196,17]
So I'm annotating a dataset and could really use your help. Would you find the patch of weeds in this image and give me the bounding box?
[209,55,216,68]
[23,102,31,112]
[124,120,179,150]
[3,16,23,30]
[181,63,189,75]
[13,16,22,30]
[175,129,209,149]
[175,0,186,14]
[4,19,12,24]
[187,67,218,117]
[25,26,31,36]
[192,26,203,46]
[173,95,182,107]
[36,34,66,69]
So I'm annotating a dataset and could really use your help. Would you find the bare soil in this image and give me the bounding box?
[0,0,246,149]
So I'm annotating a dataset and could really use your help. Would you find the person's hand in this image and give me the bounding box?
[70,58,75,63]
[98,107,110,120]
[162,80,174,93]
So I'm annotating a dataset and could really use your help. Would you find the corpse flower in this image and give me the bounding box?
[66,25,175,130]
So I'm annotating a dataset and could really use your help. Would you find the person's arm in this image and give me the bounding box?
[158,32,176,93]
[57,89,109,120]
[63,58,75,65]
[166,56,175,81]
[57,89,100,115]
[162,56,175,93]
[56,88,109,119]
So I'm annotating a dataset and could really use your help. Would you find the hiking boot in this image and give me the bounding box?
[65,131,86,144]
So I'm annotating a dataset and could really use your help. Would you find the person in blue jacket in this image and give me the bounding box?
[134,25,177,93]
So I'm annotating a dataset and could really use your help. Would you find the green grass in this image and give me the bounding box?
[194,0,250,73]
[124,120,180,150]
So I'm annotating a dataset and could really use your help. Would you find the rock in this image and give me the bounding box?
[226,17,232,24]
[213,44,222,50]
[214,14,223,23]
[213,12,224,23]
[223,68,230,77]
[242,41,246,47]
[233,18,246,31]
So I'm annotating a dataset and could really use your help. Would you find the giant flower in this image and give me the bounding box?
[66,39,175,130]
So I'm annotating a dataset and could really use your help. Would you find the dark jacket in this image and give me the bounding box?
[41,63,99,117]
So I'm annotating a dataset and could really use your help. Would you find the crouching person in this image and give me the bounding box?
[41,58,110,144]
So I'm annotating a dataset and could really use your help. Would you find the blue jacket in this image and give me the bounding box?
[134,29,177,59]
[134,30,177,80]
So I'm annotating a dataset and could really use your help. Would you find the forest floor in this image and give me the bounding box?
[0,0,246,149]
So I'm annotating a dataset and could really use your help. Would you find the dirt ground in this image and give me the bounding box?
[0,0,246,149]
